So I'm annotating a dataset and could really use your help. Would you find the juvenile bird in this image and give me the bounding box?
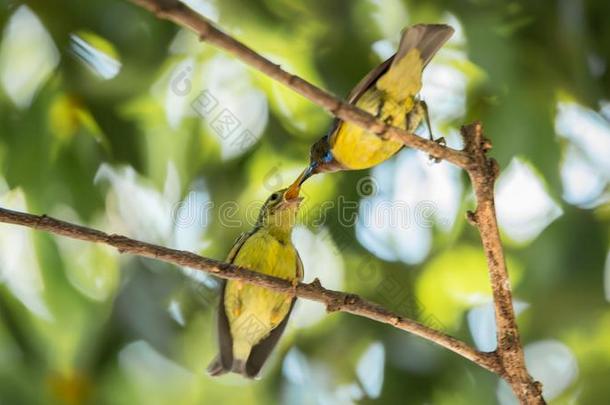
[207,185,303,378]
[292,24,454,186]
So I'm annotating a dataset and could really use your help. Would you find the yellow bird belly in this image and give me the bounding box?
[331,92,410,169]
[330,48,424,170]
[224,230,298,360]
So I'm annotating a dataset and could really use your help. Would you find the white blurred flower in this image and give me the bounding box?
[119,340,194,395]
[94,163,211,280]
[467,300,529,352]
[69,33,121,80]
[162,57,198,129]
[356,150,462,265]
[282,343,385,404]
[95,163,178,244]
[290,226,344,329]
[282,348,348,405]
[202,55,268,160]
[0,5,60,108]
[560,145,608,207]
[168,300,185,326]
[155,52,268,161]
[371,39,395,60]
[556,101,610,178]
[497,340,578,403]
[0,188,51,319]
[555,101,610,208]
[496,158,563,244]
[356,342,385,398]
[369,0,409,40]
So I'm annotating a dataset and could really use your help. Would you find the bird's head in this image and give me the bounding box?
[257,186,303,238]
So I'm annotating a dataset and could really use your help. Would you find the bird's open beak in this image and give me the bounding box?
[285,164,316,201]
[284,177,302,202]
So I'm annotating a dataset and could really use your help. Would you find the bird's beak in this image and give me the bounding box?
[287,164,316,198]
[284,178,303,202]
[284,163,318,203]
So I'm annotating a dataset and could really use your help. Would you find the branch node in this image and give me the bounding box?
[378,124,392,141]
[309,277,323,289]
[35,214,48,229]
[488,158,500,180]
[482,137,493,153]
[330,100,342,116]
[287,74,298,86]
[466,210,478,226]
[326,301,341,313]
[344,294,358,306]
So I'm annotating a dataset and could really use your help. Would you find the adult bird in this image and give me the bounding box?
[207,185,303,378]
[291,24,454,187]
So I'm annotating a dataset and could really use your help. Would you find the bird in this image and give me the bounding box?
[290,24,454,187]
[207,185,304,378]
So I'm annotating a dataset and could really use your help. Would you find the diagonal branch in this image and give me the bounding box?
[0,206,499,373]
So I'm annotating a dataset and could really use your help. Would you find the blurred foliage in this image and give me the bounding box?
[0,0,609,404]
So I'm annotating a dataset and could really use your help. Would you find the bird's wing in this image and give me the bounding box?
[325,56,394,148]
[227,231,252,263]
[244,299,296,378]
[347,55,394,104]
[212,231,252,374]
[295,250,304,282]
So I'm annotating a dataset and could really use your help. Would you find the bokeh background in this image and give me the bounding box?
[1,0,609,403]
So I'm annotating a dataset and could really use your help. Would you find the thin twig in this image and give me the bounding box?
[0,206,500,373]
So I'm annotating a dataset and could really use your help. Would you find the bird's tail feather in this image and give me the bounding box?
[207,355,229,377]
[207,356,256,379]
[394,24,454,68]
[231,359,248,376]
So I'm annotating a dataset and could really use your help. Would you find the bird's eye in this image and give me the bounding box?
[270,192,280,201]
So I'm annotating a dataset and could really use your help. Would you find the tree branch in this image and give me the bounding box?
[463,123,545,403]
[0,206,499,373]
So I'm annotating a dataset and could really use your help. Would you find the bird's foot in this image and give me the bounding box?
[428,136,446,163]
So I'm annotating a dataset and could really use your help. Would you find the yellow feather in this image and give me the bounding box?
[376,48,423,101]
[224,229,298,361]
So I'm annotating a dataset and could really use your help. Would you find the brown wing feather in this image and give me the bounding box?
[207,231,253,376]
[295,251,304,282]
[244,299,296,378]
[347,55,394,104]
